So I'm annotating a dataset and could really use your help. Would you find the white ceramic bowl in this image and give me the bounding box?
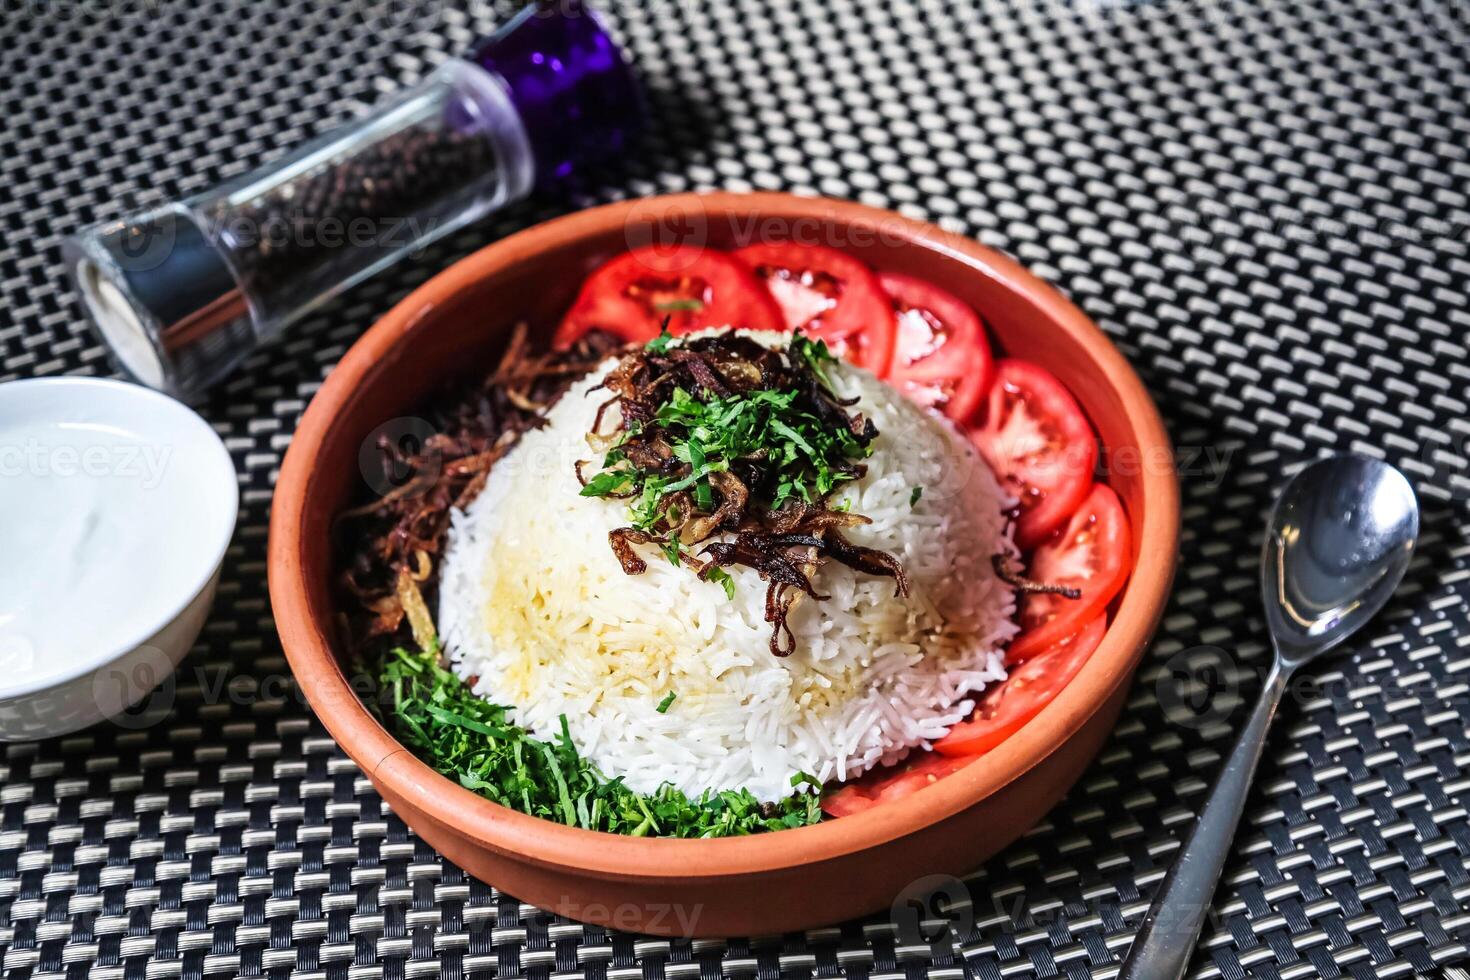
[0,378,237,740]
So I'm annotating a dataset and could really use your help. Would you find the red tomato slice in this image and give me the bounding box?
[1006,484,1131,662]
[732,243,896,373]
[554,247,784,347]
[969,360,1097,549]
[934,616,1107,758]
[879,272,993,422]
[822,752,975,817]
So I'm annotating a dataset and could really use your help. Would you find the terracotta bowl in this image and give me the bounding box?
[269,192,1179,937]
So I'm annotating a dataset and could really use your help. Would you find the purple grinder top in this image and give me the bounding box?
[469,3,645,185]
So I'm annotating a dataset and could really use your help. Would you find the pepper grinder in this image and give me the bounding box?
[64,2,644,399]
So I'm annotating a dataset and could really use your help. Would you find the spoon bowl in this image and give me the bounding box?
[1263,456,1419,664]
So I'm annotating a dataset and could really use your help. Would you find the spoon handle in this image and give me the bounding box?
[1116,662,1291,980]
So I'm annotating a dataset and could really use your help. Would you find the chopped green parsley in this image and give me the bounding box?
[583,364,872,531]
[367,645,822,837]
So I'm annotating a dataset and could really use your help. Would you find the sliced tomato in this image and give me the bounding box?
[732,243,896,373]
[1006,484,1131,662]
[934,616,1107,758]
[879,272,992,422]
[822,752,974,817]
[969,360,1097,549]
[554,247,784,347]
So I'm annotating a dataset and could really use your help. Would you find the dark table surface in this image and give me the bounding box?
[4,0,1470,977]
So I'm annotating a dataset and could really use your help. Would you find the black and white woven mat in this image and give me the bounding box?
[4,0,1470,976]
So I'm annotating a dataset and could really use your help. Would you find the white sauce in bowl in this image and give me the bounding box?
[0,379,237,696]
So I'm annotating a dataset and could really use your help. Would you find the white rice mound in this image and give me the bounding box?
[439,331,1018,802]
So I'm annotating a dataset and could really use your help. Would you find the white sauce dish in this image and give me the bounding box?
[0,377,237,739]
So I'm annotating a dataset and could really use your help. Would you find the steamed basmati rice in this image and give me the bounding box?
[439,332,1017,802]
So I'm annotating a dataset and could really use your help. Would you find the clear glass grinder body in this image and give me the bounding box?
[64,3,643,399]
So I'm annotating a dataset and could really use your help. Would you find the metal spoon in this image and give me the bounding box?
[1118,454,1419,980]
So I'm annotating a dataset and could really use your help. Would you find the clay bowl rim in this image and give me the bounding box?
[269,191,1179,882]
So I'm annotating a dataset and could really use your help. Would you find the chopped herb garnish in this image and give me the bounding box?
[656,691,677,713]
[705,566,737,600]
[789,330,837,391]
[645,321,676,354]
[580,469,635,498]
[910,486,923,507]
[653,298,705,312]
[579,331,909,657]
[369,644,820,837]
[603,384,864,522]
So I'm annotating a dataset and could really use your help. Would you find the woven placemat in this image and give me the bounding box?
[4,0,1470,976]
